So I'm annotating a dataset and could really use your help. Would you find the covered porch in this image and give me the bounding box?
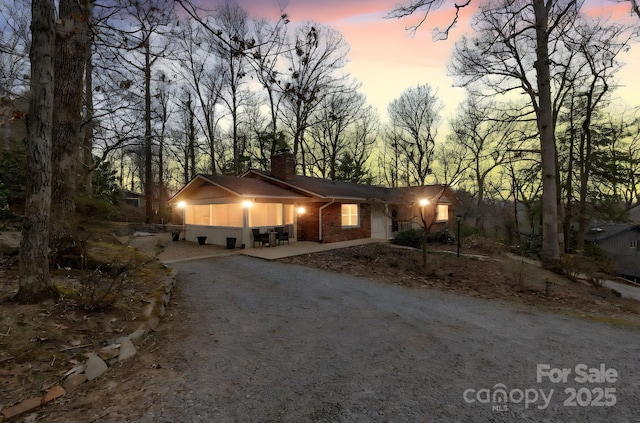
[169,174,308,248]
[181,201,298,248]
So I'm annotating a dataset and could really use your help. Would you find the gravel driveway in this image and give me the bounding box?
[144,255,640,422]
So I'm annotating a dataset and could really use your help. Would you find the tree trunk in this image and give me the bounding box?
[144,40,153,223]
[50,0,89,244]
[81,35,95,194]
[563,125,576,252]
[17,0,57,303]
[534,0,561,267]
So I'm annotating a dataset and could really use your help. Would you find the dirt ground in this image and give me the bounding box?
[1,231,639,421]
[280,242,640,323]
[0,223,174,421]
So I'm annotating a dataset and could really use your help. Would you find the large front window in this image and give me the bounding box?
[249,203,294,227]
[341,204,359,227]
[185,204,243,227]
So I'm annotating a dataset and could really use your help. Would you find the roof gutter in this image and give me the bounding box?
[318,198,335,243]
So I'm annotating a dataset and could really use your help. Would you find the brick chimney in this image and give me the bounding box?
[271,148,295,180]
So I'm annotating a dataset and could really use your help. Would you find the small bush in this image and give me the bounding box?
[584,243,615,274]
[75,195,121,221]
[0,184,13,219]
[426,229,455,244]
[392,228,424,249]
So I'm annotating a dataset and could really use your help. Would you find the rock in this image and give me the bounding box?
[42,385,65,403]
[0,232,20,256]
[128,327,147,342]
[63,372,87,391]
[84,354,108,381]
[118,338,137,362]
[98,344,120,361]
[147,315,160,331]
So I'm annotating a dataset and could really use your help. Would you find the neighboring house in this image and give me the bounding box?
[630,204,640,223]
[585,224,640,282]
[169,149,462,248]
[121,190,146,211]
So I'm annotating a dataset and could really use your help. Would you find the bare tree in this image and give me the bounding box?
[50,0,91,243]
[449,95,524,232]
[251,17,289,157]
[17,0,57,303]
[109,0,175,222]
[280,22,351,173]
[379,123,411,187]
[570,18,636,250]
[208,1,252,175]
[616,0,640,18]
[307,86,365,179]
[0,0,30,98]
[443,0,580,266]
[432,141,468,187]
[174,19,225,175]
[387,83,443,186]
[343,104,379,184]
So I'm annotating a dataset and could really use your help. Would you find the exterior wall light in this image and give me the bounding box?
[242,200,254,208]
[177,201,186,208]
[297,207,306,215]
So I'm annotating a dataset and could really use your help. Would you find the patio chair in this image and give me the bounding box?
[275,226,290,245]
[251,228,269,248]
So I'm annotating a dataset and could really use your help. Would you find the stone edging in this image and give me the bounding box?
[0,268,178,422]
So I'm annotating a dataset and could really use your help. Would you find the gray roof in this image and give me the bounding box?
[170,174,306,201]
[172,171,464,206]
[584,224,640,242]
[244,170,462,205]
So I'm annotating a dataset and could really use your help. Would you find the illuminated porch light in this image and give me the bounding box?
[177,201,187,208]
[242,200,254,208]
[297,207,306,215]
[418,198,430,207]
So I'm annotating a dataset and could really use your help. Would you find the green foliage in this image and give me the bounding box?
[335,152,373,184]
[75,195,120,221]
[584,242,611,263]
[0,139,27,206]
[0,183,12,219]
[74,160,122,220]
[426,229,455,244]
[91,160,121,205]
[593,195,630,223]
[391,228,424,248]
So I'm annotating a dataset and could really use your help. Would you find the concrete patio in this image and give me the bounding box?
[153,232,384,264]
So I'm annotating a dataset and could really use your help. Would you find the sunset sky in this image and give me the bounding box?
[203,0,640,121]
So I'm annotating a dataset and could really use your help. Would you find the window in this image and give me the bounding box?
[185,205,210,225]
[631,240,638,248]
[436,204,449,222]
[341,204,359,227]
[185,204,242,227]
[211,204,243,227]
[249,203,283,227]
[284,204,294,225]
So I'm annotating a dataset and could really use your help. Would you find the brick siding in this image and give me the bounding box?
[297,202,371,243]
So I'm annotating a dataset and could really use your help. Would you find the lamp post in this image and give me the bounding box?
[418,198,430,269]
[456,213,463,257]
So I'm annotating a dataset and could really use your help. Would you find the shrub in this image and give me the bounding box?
[0,140,27,206]
[0,184,12,219]
[75,195,121,221]
[426,229,455,244]
[392,228,424,249]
